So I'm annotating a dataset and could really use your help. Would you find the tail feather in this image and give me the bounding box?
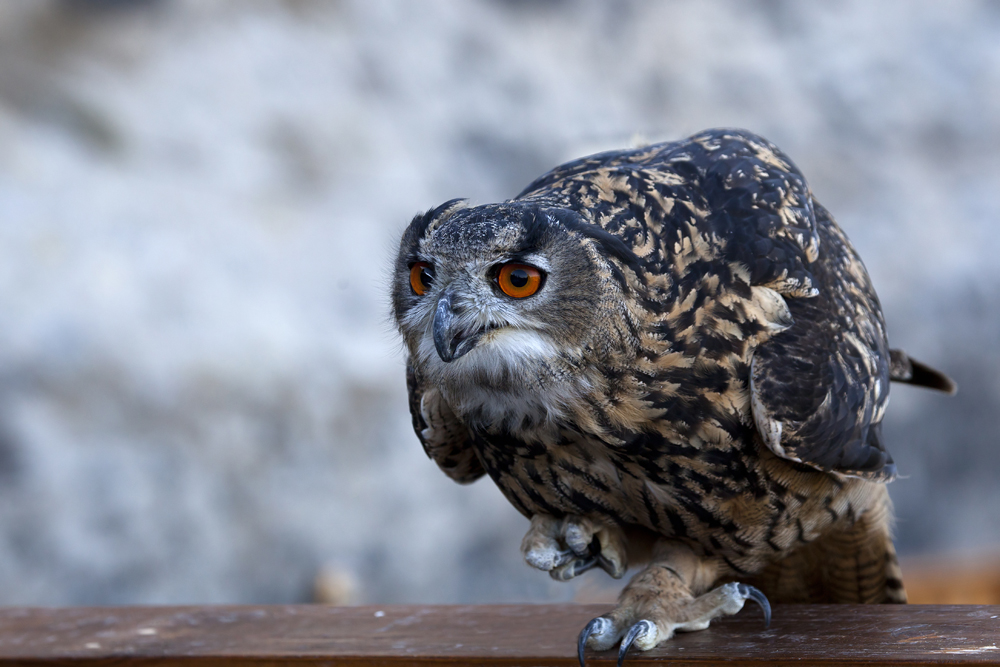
[888,349,957,395]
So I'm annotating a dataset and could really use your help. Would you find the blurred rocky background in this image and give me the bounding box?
[0,0,995,605]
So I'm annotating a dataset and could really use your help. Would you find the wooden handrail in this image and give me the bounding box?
[0,604,997,666]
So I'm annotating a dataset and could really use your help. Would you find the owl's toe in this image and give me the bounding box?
[561,516,627,578]
[523,545,573,572]
[577,616,619,667]
[521,515,573,572]
[563,519,596,556]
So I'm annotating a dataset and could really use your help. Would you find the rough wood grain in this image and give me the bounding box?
[0,604,997,666]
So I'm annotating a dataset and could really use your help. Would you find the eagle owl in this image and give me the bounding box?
[391,129,954,664]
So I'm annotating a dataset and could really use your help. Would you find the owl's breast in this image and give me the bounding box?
[471,422,864,568]
[469,427,645,525]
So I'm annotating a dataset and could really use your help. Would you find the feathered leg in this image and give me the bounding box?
[819,485,907,603]
[746,483,906,604]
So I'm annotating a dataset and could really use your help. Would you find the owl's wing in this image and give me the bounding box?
[749,296,895,481]
[747,205,896,481]
[406,363,485,484]
[668,131,895,480]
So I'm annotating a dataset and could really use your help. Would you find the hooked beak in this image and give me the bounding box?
[432,291,483,363]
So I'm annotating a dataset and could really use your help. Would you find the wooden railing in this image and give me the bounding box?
[0,604,998,665]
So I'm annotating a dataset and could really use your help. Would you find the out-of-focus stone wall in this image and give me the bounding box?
[0,0,994,604]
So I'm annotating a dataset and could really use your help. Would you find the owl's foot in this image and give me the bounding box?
[521,514,627,580]
[578,582,770,666]
[576,543,771,667]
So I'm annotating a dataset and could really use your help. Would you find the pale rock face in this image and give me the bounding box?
[0,0,992,604]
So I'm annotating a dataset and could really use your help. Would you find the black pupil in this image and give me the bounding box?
[419,266,434,287]
[509,269,529,288]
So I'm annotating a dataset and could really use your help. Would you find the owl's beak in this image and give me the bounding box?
[432,291,481,363]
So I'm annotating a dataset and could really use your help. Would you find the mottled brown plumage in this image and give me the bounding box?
[391,129,954,662]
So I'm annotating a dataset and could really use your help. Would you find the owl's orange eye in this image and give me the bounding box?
[409,262,434,296]
[497,263,543,299]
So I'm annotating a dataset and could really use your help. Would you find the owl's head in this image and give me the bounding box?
[392,199,640,419]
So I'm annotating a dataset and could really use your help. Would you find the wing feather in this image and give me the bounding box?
[749,204,896,480]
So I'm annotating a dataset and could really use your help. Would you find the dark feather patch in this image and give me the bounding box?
[546,208,643,276]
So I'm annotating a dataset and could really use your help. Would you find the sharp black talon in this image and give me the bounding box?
[577,617,606,667]
[738,583,772,628]
[573,556,598,576]
[596,554,624,579]
[551,556,597,581]
[617,620,653,667]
